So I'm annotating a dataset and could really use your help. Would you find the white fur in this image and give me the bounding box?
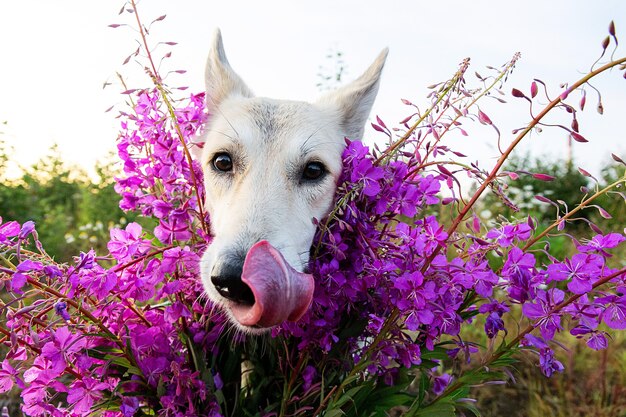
[198,29,387,331]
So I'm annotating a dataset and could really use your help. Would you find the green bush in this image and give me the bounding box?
[0,142,148,261]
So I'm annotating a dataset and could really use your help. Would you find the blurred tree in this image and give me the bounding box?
[0,144,147,261]
[592,161,626,232]
[479,153,625,259]
[482,153,589,226]
[479,154,579,262]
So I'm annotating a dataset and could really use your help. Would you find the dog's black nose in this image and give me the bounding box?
[210,262,255,305]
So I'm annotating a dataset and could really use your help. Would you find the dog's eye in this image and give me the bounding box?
[212,153,233,172]
[301,161,326,182]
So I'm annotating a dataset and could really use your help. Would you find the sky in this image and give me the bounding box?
[0,0,624,180]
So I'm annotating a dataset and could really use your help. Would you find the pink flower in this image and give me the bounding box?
[107,222,151,261]
[41,327,86,374]
[67,378,110,414]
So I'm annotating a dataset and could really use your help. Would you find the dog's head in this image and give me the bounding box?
[198,29,387,332]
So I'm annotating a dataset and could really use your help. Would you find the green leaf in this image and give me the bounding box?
[413,401,456,417]
[457,401,482,417]
[420,347,451,361]
[104,354,133,369]
[344,380,376,416]
[490,357,518,368]
[417,359,441,369]
[324,409,346,417]
[156,376,166,397]
[372,392,414,410]
[417,371,429,406]
[459,308,479,321]
[337,317,369,340]
[333,385,365,408]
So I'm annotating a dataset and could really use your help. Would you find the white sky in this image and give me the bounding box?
[0,0,624,180]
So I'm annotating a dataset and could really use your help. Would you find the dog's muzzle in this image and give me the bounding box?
[211,262,255,306]
[210,240,315,328]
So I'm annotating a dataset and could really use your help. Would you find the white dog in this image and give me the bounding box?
[197,29,387,333]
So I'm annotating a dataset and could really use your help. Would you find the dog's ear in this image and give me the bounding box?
[205,29,253,114]
[317,48,388,141]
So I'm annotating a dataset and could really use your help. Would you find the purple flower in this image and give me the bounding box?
[18,221,35,239]
[17,260,43,273]
[522,335,564,377]
[586,332,608,350]
[107,222,151,261]
[416,174,441,205]
[447,339,478,364]
[563,294,601,329]
[154,217,192,244]
[486,224,517,247]
[450,258,499,297]
[0,360,23,393]
[67,378,110,414]
[522,288,564,340]
[76,250,96,270]
[86,270,118,300]
[571,326,608,350]
[546,253,604,294]
[350,158,385,197]
[396,185,420,217]
[501,247,536,303]
[10,272,27,292]
[523,333,548,349]
[213,371,224,391]
[432,373,453,395]
[120,397,140,417]
[139,356,169,386]
[40,327,86,374]
[343,140,369,163]
[54,301,71,321]
[392,272,435,330]
[578,233,625,257]
[10,259,44,292]
[367,314,385,334]
[420,216,448,253]
[538,348,564,378]
[396,343,421,368]
[479,299,509,337]
[152,199,174,219]
[484,313,505,338]
[302,366,317,391]
[0,218,20,243]
[43,264,63,279]
[164,302,191,323]
[597,291,626,330]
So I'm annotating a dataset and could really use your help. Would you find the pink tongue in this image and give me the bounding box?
[230,240,314,327]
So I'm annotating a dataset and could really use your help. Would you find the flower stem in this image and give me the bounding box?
[324,309,400,411]
[416,53,521,172]
[154,81,210,236]
[0,325,83,379]
[522,172,626,251]
[501,266,626,356]
[374,59,470,165]
[314,60,472,255]
[279,351,309,417]
[127,0,210,237]
[0,253,16,269]
[435,266,626,405]
[112,246,174,272]
[427,56,626,265]
[25,277,124,349]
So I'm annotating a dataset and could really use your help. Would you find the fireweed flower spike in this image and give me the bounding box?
[1,5,626,416]
[0,95,624,416]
